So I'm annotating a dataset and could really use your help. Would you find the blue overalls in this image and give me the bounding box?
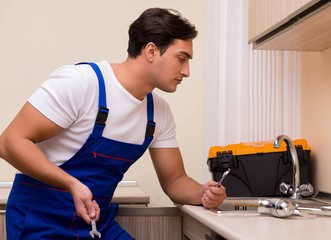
[6,62,156,239]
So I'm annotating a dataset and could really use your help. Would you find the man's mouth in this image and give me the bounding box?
[175,78,182,83]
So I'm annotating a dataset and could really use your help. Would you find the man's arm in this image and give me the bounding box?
[0,102,99,223]
[149,147,226,209]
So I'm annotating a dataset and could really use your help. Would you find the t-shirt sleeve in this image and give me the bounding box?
[28,65,88,128]
[149,95,178,148]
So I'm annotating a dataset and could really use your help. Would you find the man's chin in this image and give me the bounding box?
[158,86,178,93]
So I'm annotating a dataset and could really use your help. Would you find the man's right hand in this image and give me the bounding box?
[69,180,100,224]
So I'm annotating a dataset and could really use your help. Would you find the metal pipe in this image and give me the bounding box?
[274,135,301,199]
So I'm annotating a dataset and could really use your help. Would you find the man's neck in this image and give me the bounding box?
[110,59,154,100]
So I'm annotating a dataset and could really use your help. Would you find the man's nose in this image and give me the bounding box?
[181,63,190,78]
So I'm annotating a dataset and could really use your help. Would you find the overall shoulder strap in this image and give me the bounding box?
[76,62,108,136]
[145,92,156,142]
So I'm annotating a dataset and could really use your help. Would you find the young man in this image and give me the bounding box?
[0,8,226,239]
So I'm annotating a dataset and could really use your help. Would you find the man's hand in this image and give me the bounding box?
[201,180,227,209]
[69,180,100,224]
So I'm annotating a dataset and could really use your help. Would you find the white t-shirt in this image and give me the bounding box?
[28,60,178,166]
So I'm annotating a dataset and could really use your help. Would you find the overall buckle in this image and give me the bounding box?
[96,107,109,126]
[146,121,156,138]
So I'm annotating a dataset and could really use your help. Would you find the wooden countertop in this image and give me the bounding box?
[0,181,149,205]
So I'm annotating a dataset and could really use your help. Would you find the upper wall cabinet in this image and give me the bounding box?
[249,0,331,51]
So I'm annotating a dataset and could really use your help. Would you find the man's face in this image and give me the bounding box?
[151,39,193,93]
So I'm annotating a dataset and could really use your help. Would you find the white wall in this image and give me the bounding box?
[301,48,331,194]
[203,0,301,182]
[0,0,205,207]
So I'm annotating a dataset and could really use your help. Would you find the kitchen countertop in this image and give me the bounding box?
[113,181,150,205]
[180,204,331,240]
[0,180,149,205]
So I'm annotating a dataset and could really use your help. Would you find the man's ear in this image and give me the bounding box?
[145,42,157,62]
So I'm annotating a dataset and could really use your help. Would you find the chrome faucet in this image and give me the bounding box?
[273,135,301,199]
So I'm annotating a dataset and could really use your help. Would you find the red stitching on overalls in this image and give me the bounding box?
[70,211,79,240]
[91,152,134,162]
[22,182,68,192]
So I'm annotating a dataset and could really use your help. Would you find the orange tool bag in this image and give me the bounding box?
[207,139,312,197]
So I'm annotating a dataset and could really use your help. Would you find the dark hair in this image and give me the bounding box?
[127,8,198,58]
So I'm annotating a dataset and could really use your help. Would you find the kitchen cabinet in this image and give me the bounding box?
[0,204,6,240]
[0,215,5,240]
[248,0,316,41]
[182,213,225,240]
[115,207,182,240]
[249,0,331,50]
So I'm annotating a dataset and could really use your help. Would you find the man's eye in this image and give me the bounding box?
[177,57,186,63]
